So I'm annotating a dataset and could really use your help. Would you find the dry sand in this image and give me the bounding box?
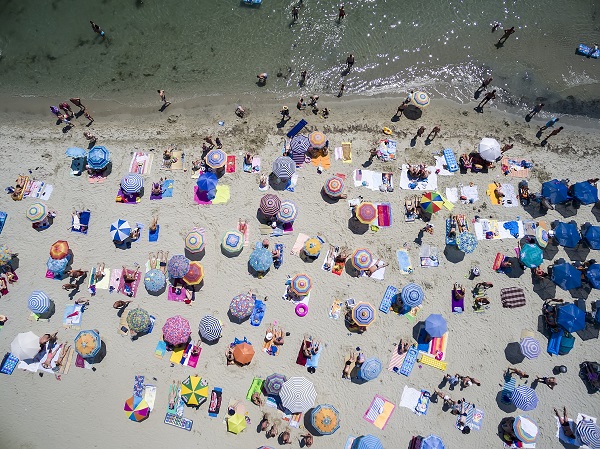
[0,94,599,449]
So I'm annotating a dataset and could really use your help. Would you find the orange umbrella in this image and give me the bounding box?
[183,261,204,285]
[233,342,254,364]
[50,240,70,260]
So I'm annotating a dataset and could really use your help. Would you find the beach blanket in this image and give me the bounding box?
[133,375,145,398]
[399,165,438,190]
[213,185,230,204]
[252,156,260,172]
[473,219,524,240]
[167,285,187,302]
[501,157,532,178]
[399,386,422,411]
[334,147,343,160]
[71,210,90,234]
[208,387,222,417]
[155,341,167,359]
[0,211,6,235]
[377,203,392,227]
[380,285,398,313]
[62,304,84,329]
[290,233,309,256]
[161,179,174,197]
[455,402,476,430]
[148,225,160,242]
[377,139,397,161]
[452,289,464,313]
[296,340,311,366]
[118,269,141,298]
[143,385,157,411]
[116,189,141,204]
[471,408,484,431]
[398,346,418,376]
[501,184,519,207]
[23,180,45,198]
[388,344,408,372]
[353,170,393,191]
[129,152,153,175]
[109,268,122,292]
[501,287,526,308]
[226,155,236,173]
[429,332,448,361]
[486,183,502,205]
[396,249,414,274]
[160,150,184,171]
[415,390,431,416]
[311,153,331,170]
[360,258,386,280]
[342,142,352,163]
[88,174,106,184]
[363,395,395,429]
[446,187,459,203]
[555,417,580,446]
[461,185,479,203]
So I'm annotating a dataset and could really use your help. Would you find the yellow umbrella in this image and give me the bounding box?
[227,413,247,434]
[180,375,209,406]
[304,238,322,256]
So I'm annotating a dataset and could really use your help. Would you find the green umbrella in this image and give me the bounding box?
[126,308,152,333]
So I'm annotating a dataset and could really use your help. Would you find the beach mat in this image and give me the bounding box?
[160,150,184,171]
[149,225,160,242]
[286,119,307,138]
[388,344,408,372]
[363,395,395,430]
[377,203,392,227]
[380,285,398,313]
[398,346,418,376]
[129,152,153,175]
[501,157,531,178]
[396,249,413,274]
[162,179,174,197]
[342,142,352,163]
[418,353,447,371]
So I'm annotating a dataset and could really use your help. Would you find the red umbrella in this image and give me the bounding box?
[50,240,70,260]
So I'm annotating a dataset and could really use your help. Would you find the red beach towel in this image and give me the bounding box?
[226,155,236,173]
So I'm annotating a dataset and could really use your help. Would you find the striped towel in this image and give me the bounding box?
[365,397,385,421]
[380,285,398,313]
[388,345,407,372]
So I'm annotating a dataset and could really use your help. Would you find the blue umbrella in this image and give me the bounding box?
[121,174,144,194]
[422,435,446,449]
[425,314,447,337]
[572,181,598,205]
[353,434,383,449]
[144,269,166,292]
[586,264,600,289]
[457,232,478,254]
[584,225,600,250]
[65,147,87,158]
[28,291,51,314]
[197,172,218,192]
[401,283,424,307]
[541,179,570,204]
[358,358,382,381]
[554,222,581,248]
[511,385,538,411]
[110,219,131,242]
[249,247,272,272]
[557,303,586,332]
[577,419,600,448]
[47,257,68,273]
[520,244,544,268]
[552,263,582,290]
[87,145,111,170]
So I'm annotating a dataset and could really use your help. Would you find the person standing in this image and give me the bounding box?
[338,83,345,97]
[346,53,355,70]
[497,26,515,45]
[70,98,86,112]
[84,112,94,126]
[90,21,106,39]
[427,126,441,141]
[338,5,346,21]
[416,126,426,138]
[479,77,493,91]
[539,117,559,132]
[257,73,268,84]
[527,103,544,118]
[157,90,171,107]
[501,143,513,154]
[478,89,496,108]
[292,6,299,21]
[542,126,564,143]
[280,106,291,121]
[59,102,74,118]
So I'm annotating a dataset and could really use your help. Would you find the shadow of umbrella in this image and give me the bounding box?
[403,105,423,121]
[532,278,556,300]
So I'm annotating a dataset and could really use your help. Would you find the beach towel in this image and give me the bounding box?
[296,340,311,366]
[169,345,186,364]
[486,183,501,205]
[555,416,579,446]
[109,268,122,292]
[213,185,230,204]
[250,299,266,327]
[236,222,250,247]
[311,153,331,170]
[155,340,167,359]
[452,289,464,313]
[361,258,386,280]
[246,377,264,400]
[429,332,448,361]
[226,155,236,173]
[143,385,157,412]
[116,189,141,204]
[329,300,343,319]
[208,387,222,417]
[148,225,160,242]
[501,184,519,207]
[160,150,184,171]
[39,184,52,201]
[167,285,187,302]
[501,287,526,308]
[399,165,438,190]
[62,304,84,329]
[415,391,431,416]
[286,119,307,138]
[291,233,309,256]
[71,210,90,234]
[194,186,212,205]
[133,375,145,398]
[471,408,484,431]
[398,346,418,376]
[388,344,408,372]
[88,174,106,184]
[474,219,524,240]
[161,179,174,197]
[93,268,110,290]
[0,212,6,235]
[342,142,352,163]
[243,158,252,172]
[418,353,447,371]
[420,244,439,268]
[364,395,395,429]
[396,249,414,274]
[380,285,398,313]
[501,157,532,178]
[400,385,422,411]
[23,180,44,198]
[377,203,392,227]
[334,147,343,160]
[501,374,516,403]
[461,185,479,203]
[446,187,459,203]
[454,402,475,430]
[181,342,201,368]
[129,152,153,174]
[416,328,430,352]
[547,330,562,355]
[252,156,260,172]
[118,269,141,298]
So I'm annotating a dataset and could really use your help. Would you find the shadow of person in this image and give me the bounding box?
[424,138,432,146]
[341,68,350,77]
[473,106,483,114]
[495,41,505,49]
[159,103,170,113]
[410,137,417,147]
[474,89,483,100]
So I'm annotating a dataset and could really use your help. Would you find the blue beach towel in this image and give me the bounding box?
[417,328,430,352]
[398,346,418,376]
[273,243,284,268]
[503,221,519,238]
[250,299,265,327]
[547,330,562,355]
[446,219,457,246]
[0,212,6,235]
[415,390,431,415]
[71,211,90,234]
[149,225,160,242]
[286,119,308,138]
[380,286,398,314]
[306,348,322,368]
[161,180,174,197]
[396,249,414,274]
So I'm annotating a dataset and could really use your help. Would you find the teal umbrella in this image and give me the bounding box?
[520,244,543,268]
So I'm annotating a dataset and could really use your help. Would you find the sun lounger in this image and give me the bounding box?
[397,346,418,376]
[208,387,222,417]
[380,285,398,313]
[500,374,516,403]
[286,119,307,138]
[443,148,459,172]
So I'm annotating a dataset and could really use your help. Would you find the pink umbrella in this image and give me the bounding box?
[162,315,191,346]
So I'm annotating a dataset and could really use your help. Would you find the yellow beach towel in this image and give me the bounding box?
[486,183,501,205]
[311,153,331,170]
[213,185,230,204]
[342,143,352,163]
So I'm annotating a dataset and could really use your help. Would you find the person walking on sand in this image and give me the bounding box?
[257,73,268,84]
[338,4,346,21]
[292,6,299,21]
[90,21,106,39]
[427,126,441,141]
[479,77,493,91]
[346,53,355,70]
[527,103,544,119]
[157,90,171,107]
[84,112,94,126]
[280,106,291,121]
[338,83,345,97]
[300,70,307,84]
[478,89,496,108]
[536,375,558,389]
[60,102,74,118]
[70,98,85,112]
[497,26,515,44]
[539,117,559,132]
[83,131,97,146]
[491,22,501,32]
[501,143,513,154]
[507,366,529,379]
[415,126,426,138]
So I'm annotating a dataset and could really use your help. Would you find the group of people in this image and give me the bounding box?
[259,411,313,446]
[49,98,94,129]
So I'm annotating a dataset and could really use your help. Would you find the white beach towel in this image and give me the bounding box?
[473,220,524,240]
[501,184,519,207]
[445,187,459,203]
[399,386,421,411]
[40,185,53,200]
[360,259,386,280]
[399,165,438,191]
[555,417,581,446]
[461,185,479,203]
[143,385,157,411]
[353,170,386,191]
[434,156,454,176]
[334,147,343,160]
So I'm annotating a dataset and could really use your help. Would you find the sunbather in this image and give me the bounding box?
[168,381,180,409]
[302,336,313,359]
[280,430,292,445]
[113,300,132,309]
[448,218,457,238]
[474,296,490,307]
[323,245,338,271]
[149,252,158,270]
[158,250,169,274]
[501,417,517,441]
[42,342,63,369]
[271,246,282,262]
[507,366,529,379]
[130,227,141,240]
[122,266,139,283]
[445,373,461,388]
[151,181,163,196]
[457,401,472,434]
[251,391,264,406]
[62,283,78,291]
[455,215,468,233]
[493,181,505,200]
[405,197,415,215]
[300,432,313,447]
[342,351,356,379]
[461,376,481,387]
[536,375,558,389]
[398,339,411,354]
[259,174,268,189]
[54,343,71,369]
[453,283,465,301]
[259,413,271,431]
[273,328,285,346]
[238,218,248,234]
[39,332,58,349]
[266,423,279,438]
[226,346,235,365]
[459,153,472,170]
[554,407,576,438]
[474,282,493,294]
[434,390,456,408]
[365,260,388,277]
[67,269,87,279]
[94,263,105,283]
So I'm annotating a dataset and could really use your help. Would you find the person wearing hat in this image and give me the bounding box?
[280,105,291,121]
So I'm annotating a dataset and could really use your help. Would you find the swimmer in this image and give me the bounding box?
[338,4,346,21]
[90,21,106,38]
[157,90,171,107]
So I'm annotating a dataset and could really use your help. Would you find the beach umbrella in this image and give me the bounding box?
[222,230,244,253]
[47,256,68,273]
[520,244,544,268]
[421,435,446,449]
[124,396,150,422]
[324,176,345,198]
[279,377,316,413]
[87,145,111,170]
[519,337,541,359]
[74,329,101,358]
[263,373,287,396]
[584,226,600,250]
[401,283,424,308]
[586,264,600,289]
[183,261,204,285]
[167,255,190,279]
[478,137,501,162]
[197,172,218,191]
[110,219,131,242]
[50,240,69,260]
[511,386,538,411]
[572,181,598,205]
[542,179,569,204]
[229,293,255,320]
[457,232,478,254]
[126,308,152,333]
[290,274,312,296]
[513,416,539,443]
[355,202,377,224]
[181,375,208,406]
[28,291,51,314]
[272,156,296,179]
[143,269,166,292]
[277,200,298,223]
[205,149,227,169]
[162,315,191,346]
[227,413,246,434]
[303,237,322,257]
[420,192,444,214]
[552,262,582,290]
[249,247,273,272]
[25,202,47,223]
[185,229,205,253]
[577,419,600,448]
[557,303,586,332]
[233,342,254,364]
[536,225,549,248]
[65,147,87,158]
[290,134,310,155]
[352,248,373,271]
[199,315,222,341]
[259,194,281,217]
[311,404,340,435]
[411,91,431,108]
[353,434,383,449]
[309,131,327,149]
[352,302,376,327]
[11,331,40,360]
[0,244,11,266]
[358,358,382,381]
[554,222,581,248]
[120,173,144,194]
[425,314,447,337]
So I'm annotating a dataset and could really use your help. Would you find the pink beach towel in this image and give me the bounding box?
[193,186,212,205]
[167,286,187,302]
[109,269,122,291]
[226,155,236,173]
[388,345,408,372]
[118,269,142,298]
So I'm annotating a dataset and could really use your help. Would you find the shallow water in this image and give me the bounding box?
[0,0,598,113]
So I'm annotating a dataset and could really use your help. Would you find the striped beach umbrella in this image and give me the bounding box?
[420,192,444,214]
[222,230,244,253]
[519,337,541,359]
[229,293,255,320]
[457,232,478,254]
[277,200,298,223]
[110,219,131,242]
[120,173,144,194]
[144,269,166,292]
[554,222,581,248]
[233,342,254,364]
[181,375,208,406]
[355,202,377,224]
[259,194,281,217]
[352,302,376,327]
[353,434,383,449]
[74,329,101,358]
[279,377,317,413]
[0,244,12,266]
[183,261,204,285]
[263,373,287,396]
[50,240,70,260]
[199,315,222,341]
[513,416,538,444]
[358,358,382,381]
[311,404,340,435]
[401,283,424,307]
[167,255,190,279]
[28,291,51,314]
[26,202,47,223]
[577,419,600,448]
[291,134,310,155]
[572,181,598,205]
[126,308,152,333]
[249,247,272,272]
[511,385,538,411]
[290,274,312,296]
[303,237,322,257]
[197,172,218,191]
[352,248,373,271]
[162,315,191,346]
[87,145,111,170]
[520,244,543,268]
[309,131,327,149]
[584,225,600,250]
[586,264,600,289]
[205,149,227,169]
[47,256,68,273]
[185,229,205,253]
[425,314,447,337]
[272,156,296,179]
[124,396,150,422]
[411,91,431,108]
[323,176,345,198]
[552,262,582,291]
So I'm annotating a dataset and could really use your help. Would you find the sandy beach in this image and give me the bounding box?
[0,93,599,449]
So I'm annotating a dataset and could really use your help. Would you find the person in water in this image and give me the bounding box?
[90,21,106,39]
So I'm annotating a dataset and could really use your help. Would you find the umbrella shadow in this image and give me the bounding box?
[146,284,167,297]
[403,105,422,120]
[443,246,465,264]
[522,202,547,219]
[185,248,205,262]
[87,340,107,366]
[544,242,559,261]
[348,217,369,235]
[268,173,289,191]
[532,277,556,300]
[320,190,340,204]
[564,244,590,262]
[344,260,360,277]
[302,412,320,437]
[247,261,270,279]
[591,203,600,222]
[503,257,525,279]
[221,246,243,258]
[555,202,578,218]
[495,390,517,413]
[504,342,525,365]
[412,321,426,342]
[37,302,56,320]
[227,309,251,324]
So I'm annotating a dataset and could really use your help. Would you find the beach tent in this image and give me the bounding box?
[310,404,340,435]
[542,179,570,204]
[572,181,598,205]
[478,138,501,162]
[557,303,586,332]
[551,263,582,290]
[554,222,581,248]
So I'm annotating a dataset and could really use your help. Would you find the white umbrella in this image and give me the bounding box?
[478,137,501,162]
[11,331,40,360]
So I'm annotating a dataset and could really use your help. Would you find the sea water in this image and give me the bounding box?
[0,0,598,114]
